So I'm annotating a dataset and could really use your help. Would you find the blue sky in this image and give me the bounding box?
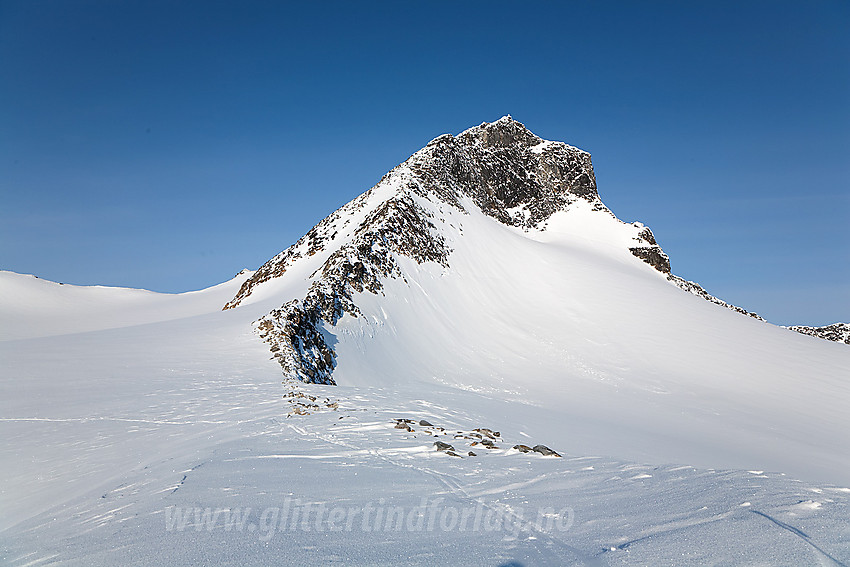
[1,0,847,325]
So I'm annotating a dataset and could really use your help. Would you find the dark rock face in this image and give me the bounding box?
[255,294,342,385]
[636,227,657,246]
[414,117,599,229]
[787,323,850,345]
[629,246,671,274]
[625,225,670,275]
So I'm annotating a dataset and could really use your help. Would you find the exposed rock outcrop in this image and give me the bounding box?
[786,323,850,345]
[627,226,670,273]
[532,444,562,457]
[630,246,671,274]
[250,194,452,384]
[667,275,765,321]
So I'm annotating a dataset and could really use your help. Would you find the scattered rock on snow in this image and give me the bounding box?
[474,428,498,439]
[532,444,561,457]
[283,382,341,417]
[386,417,563,460]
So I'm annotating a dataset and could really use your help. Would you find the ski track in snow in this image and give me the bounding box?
[750,510,848,567]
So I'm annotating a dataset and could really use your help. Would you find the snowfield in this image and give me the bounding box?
[2,243,849,566]
[2,118,849,565]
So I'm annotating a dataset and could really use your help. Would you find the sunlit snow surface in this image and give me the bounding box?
[2,196,850,566]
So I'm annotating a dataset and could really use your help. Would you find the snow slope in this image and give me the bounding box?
[323,198,850,483]
[2,313,849,565]
[0,269,253,341]
[2,118,849,565]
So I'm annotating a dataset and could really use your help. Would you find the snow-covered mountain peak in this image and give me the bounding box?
[220,119,712,384]
[220,116,844,391]
[224,118,662,313]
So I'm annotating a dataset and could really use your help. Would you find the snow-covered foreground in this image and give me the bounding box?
[1,273,849,566]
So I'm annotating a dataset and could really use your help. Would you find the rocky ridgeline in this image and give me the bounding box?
[392,418,561,459]
[230,117,668,383]
[252,193,452,384]
[665,280,849,346]
[665,278,850,345]
[628,226,671,274]
[786,323,850,345]
[667,275,765,321]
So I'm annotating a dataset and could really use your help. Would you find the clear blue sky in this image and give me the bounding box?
[1,0,847,325]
